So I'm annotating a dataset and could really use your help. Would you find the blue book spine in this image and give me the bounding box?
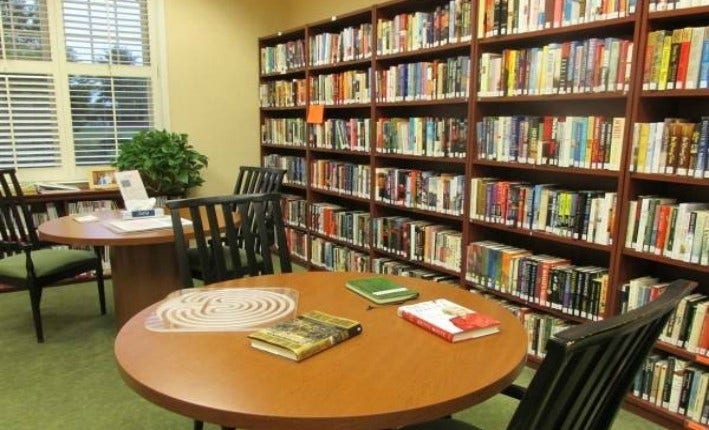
[700,40,709,89]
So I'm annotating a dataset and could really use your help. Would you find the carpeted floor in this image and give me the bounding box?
[0,280,664,430]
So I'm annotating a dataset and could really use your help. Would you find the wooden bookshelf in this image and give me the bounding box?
[260,0,709,427]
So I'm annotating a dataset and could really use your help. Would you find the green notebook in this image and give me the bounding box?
[345,276,419,305]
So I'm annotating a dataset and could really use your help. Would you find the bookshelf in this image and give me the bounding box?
[259,0,709,427]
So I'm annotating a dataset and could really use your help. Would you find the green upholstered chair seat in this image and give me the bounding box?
[186,246,263,274]
[0,248,96,280]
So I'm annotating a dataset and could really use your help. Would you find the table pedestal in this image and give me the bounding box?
[111,243,182,328]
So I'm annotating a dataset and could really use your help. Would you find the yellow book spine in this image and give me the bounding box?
[657,34,672,91]
[637,123,650,172]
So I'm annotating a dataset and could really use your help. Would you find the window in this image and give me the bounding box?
[0,0,162,179]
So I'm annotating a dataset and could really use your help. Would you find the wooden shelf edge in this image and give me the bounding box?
[473,159,620,177]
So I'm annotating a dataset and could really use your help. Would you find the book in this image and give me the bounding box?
[104,215,192,233]
[247,310,362,361]
[397,298,501,342]
[345,276,419,305]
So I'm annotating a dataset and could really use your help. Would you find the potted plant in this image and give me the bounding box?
[114,129,208,197]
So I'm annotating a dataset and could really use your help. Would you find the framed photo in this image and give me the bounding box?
[89,167,119,190]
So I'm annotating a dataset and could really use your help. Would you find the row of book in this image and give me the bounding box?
[642,26,709,91]
[372,257,458,283]
[376,56,471,102]
[372,216,462,272]
[282,195,307,229]
[260,39,305,75]
[284,227,308,261]
[310,237,370,272]
[470,178,617,246]
[309,69,371,105]
[259,79,306,108]
[476,115,624,170]
[376,0,473,56]
[625,198,709,265]
[310,203,370,248]
[629,118,709,178]
[310,118,371,152]
[376,117,468,158]
[620,277,709,355]
[261,117,307,147]
[466,241,609,320]
[263,154,307,186]
[632,354,709,424]
[477,0,635,39]
[308,23,373,66]
[649,0,709,11]
[310,160,371,199]
[478,37,633,96]
[376,168,466,216]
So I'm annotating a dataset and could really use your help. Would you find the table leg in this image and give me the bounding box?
[111,243,182,328]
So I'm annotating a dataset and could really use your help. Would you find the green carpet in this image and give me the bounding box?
[0,281,663,430]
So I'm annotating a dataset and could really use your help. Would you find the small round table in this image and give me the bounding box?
[114,272,528,430]
[38,210,187,327]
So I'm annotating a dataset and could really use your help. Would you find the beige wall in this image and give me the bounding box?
[163,0,289,196]
[163,0,394,197]
[280,0,381,27]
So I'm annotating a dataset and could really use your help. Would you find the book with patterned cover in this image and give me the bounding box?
[248,311,362,361]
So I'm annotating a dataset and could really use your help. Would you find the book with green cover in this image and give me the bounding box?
[345,276,419,305]
[247,310,362,361]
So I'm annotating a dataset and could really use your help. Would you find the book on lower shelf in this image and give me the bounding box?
[345,276,419,304]
[247,310,362,361]
[397,299,501,342]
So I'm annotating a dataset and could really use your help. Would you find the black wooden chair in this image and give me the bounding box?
[0,168,105,342]
[404,278,696,430]
[166,192,292,289]
[167,192,291,430]
[233,166,286,195]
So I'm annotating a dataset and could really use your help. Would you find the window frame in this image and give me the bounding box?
[0,0,167,183]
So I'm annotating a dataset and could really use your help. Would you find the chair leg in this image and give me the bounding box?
[193,419,203,430]
[94,247,107,315]
[27,282,44,343]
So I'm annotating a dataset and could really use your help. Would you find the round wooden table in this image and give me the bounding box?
[114,272,528,430]
[38,210,186,327]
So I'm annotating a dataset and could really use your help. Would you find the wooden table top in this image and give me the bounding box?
[114,272,528,430]
[37,210,176,246]
[37,208,227,247]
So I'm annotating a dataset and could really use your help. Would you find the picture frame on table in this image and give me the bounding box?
[89,167,119,190]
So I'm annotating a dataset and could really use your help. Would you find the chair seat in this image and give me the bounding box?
[0,248,97,280]
[187,246,263,275]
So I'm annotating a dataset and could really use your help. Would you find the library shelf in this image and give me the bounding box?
[469,218,614,252]
[472,159,621,177]
[260,0,709,426]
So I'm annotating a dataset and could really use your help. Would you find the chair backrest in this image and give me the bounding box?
[0,168,40,256]
[233,166,286,195]
[507,279,696,430]
[166,192,292,288]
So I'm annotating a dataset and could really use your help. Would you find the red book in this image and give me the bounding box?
[397,299,501,342]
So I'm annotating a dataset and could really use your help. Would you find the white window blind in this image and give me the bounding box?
[69,74,152,165]
[0,0,51,61]
[0,0,160,176]
[62,0,154,166]
[62,0,150,65]
[0,73,60,168]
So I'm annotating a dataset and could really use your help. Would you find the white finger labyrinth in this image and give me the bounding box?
[148,288,297,331]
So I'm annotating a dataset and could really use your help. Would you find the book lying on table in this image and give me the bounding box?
[104,216,191,233]
[397,299,500,342]
[345,276,419,304]
[248,310,362,361]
